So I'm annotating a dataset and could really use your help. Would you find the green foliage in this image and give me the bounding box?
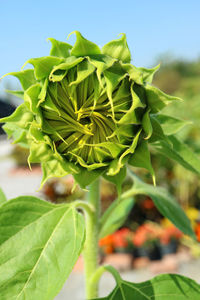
[0,196,85,300]
[93,273,200,300]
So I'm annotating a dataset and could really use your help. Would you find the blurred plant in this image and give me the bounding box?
[159,225,182,245]
[133,222,161,248]
[152,59,200,209]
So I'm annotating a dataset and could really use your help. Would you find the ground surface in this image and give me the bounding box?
[1,138,200,300]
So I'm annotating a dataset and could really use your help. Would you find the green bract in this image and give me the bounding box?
[1,31,180,188]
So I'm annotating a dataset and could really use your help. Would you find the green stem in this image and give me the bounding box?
[90,265,122,288]
[83,179,101,299]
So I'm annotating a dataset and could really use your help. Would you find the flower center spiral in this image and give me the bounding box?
[42,66,135,166]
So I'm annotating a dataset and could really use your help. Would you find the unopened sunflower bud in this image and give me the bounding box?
[0,31,180,189]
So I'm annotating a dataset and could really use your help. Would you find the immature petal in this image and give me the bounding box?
[48,38,72,58]
[3,69,36,90]
[102,33,131,63]
[70,31,101,56]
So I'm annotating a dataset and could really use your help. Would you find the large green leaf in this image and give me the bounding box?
[99,197,134,238]
[152,135,200,174]
[0,196,85,300]
[0,188,6,205]
[128,172,195,239]
[93,273,200,299]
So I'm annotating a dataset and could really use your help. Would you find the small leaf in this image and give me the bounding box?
[129,173,195,239]
[155,114,190,135]
[5,89,24,100]
[99,197,134,238]
[152,135,200,174]
[118,83,145,125]
[0,188,7,205]
[70,31,101,56]
[121,64,143,85]
[145,84,181,113]
[4,69,36,90]
[94,273,200,299]
[2,122,29,148]
[142,109,153,139]
[1,103,33,147]
[107,130,141,176]
[69,59,95,86]
[88,55,116,86]
[102,33,131,63]
[149,116,170,144]
[41,157,77,187]
[0,103,34,143]
[74,167,106,189]
[24,83,41,114]
[129,140,155,182]
[103,166,126,195]
[0,196,85,300]
[48,37,72,58]
[138,64,160,83]
[103,63,127,118]
[28,56,63,80]
[49,56,84,81]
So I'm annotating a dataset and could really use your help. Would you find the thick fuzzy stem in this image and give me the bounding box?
[83,179,101,299]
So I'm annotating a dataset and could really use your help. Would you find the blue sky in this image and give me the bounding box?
[0,0,200,95]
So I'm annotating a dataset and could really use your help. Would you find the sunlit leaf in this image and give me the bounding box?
[102,33,131,63]
[70,31,101,56]
[4,69,36,90]
[28,56,63,80]
[0,196,85,300]
[48,37,72,58]
[138,64,160,83]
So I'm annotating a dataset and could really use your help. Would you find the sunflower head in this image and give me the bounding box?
[0,31,180,189]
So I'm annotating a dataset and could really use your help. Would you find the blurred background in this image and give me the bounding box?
[0,1,200,299]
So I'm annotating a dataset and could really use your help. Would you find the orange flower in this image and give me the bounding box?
[99,235,114,254]
[159,225,182,245]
